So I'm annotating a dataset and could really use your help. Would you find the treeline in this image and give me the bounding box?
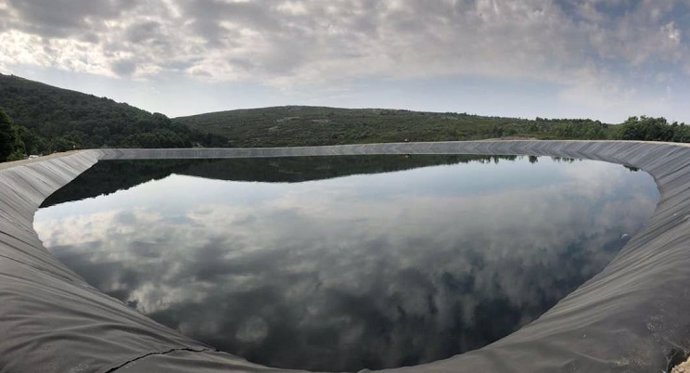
[536,118,610,139]
[176,106,690,147]
[2,73,690,163]
[506,116,687,142]
[174,106,616,147]
[0,109,24,161]
[0,74,228,158]
[617,116,690,142]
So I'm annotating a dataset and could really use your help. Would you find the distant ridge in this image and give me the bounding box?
[173,105,612,147]
[0,74,682,156]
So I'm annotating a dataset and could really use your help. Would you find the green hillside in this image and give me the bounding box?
[173,106,614,147]
[0,74,226,156]
[1,73,688,162]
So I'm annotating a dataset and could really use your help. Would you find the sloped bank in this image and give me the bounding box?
[1,140,689,373]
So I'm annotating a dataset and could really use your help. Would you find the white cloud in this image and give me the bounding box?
[2,0,690,119]
[0,1,681,81]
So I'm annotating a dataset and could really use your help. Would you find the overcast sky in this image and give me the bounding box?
[1,0,689,122]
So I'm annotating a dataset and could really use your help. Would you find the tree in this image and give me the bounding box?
[619,116,674,141]
[0,109,16,161]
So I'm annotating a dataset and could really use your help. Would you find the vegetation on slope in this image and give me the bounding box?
[173,106,615,147]
[0,108,29,162]
[618,116,690,142]
[0,74,226,155]
[2,73,689,161]
[175,106,690,147]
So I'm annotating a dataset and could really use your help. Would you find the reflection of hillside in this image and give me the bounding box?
[42,155,520,207]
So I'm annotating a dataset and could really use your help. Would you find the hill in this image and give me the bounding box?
[2,74,688,160]
[173,106,614,147]
[0,74,226,155]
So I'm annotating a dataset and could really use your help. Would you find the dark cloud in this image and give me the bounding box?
[0,7,9,32]
[6,0,136,37]
[125,21,162,44]
[183,0,282,45]
[110,59,135,76]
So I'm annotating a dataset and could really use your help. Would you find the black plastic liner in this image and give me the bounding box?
[1,140,689,373]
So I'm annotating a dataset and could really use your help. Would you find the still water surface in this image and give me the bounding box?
[35,155,659,371]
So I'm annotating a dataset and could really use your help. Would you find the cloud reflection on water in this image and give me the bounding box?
[34,157,659,372]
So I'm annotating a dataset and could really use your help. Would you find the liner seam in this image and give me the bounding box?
[106,347,212,372]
